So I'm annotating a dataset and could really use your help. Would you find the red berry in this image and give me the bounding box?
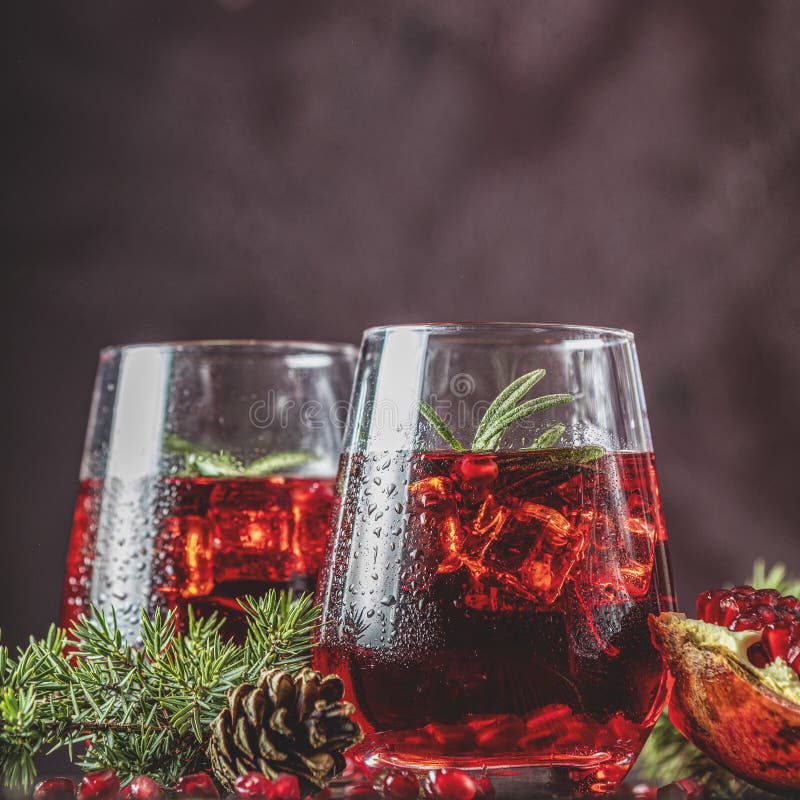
[234,772,275,799]
[383,770,419,800]
[77,770,120,800]
[424,769,477,800]
[272,774,301,800]
[343,785,381,799]
[730,612,762,631]
[175,773,220,799]
[33,778,76,800]
[120,776,164,800]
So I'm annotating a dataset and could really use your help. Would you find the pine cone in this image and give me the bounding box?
[208,667,363,793]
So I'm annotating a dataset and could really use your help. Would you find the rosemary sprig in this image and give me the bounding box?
[0,592,319,790]
[419,369,596,458]
[636,560,800,798]
[163,434,315,478]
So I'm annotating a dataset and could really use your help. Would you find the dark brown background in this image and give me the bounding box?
[3,0,800,654]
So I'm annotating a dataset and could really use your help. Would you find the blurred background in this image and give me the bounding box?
[3,0,800,653]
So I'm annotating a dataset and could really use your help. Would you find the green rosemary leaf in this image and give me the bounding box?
[164,434,315,478]
[419,399,465,451]
[241,450,315,477]
[526,423,567,450]
[473,369,546,444]
[474,394,574,450]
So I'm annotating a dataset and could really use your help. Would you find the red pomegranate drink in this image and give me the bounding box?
[315,448,675,795]
[61,475,334,638]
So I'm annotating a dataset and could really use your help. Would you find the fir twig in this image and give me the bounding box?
[0,591,319,790]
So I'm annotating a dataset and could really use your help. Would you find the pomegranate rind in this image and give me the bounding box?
[649,612,800,795]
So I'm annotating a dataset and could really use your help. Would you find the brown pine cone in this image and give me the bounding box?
[208,667,363,793]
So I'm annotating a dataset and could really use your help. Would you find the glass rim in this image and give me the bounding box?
[99,339,358,357]
[362,322,635,340]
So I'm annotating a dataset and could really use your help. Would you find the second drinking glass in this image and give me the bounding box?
[315,323,676,797]
[61,340,357,642]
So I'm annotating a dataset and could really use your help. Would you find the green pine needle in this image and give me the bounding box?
[636,560,800,798]
[0,591,319,790]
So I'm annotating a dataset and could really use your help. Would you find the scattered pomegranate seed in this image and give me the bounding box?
[272,774,301,800]
[32,778,76,800]
[382,770,419,800]
[77,770,120,800]
[120,776,164,800]
[234,772,276,799]
[175,772,220,798]
[424,769,477,800]
[343,784,381,799]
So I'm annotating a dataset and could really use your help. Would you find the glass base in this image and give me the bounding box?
[354,739,637,798]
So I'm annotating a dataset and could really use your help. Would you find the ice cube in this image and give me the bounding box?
[460,495,584,606]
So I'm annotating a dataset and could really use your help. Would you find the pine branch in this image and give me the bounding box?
[0,591,319,790]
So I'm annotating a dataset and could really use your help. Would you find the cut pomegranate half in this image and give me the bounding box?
[650,612,800,795]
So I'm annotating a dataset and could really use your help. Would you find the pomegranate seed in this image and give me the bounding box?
[424,769,477,800]
[753,588,781,606]
[77,770,120,800]
[234,772,276,799]
[474,776,495,799]
[473,715,525,753]
[423,723,475,753]
[451,456,499,485]
[763,621,796,662]
[175,773,220,799]
[731,585,756,595]
[754,604,779,625]
[695,590,715,622]
[730,612,762,631]
[382,770,419,800]
[748,642,770,668]
[33,778,76,800]
[342,756,372,783]
[120,776,163,800]
[272,774,301,800]
[343,785,381,799]
[718,594,747,627]
[778,595,800,611]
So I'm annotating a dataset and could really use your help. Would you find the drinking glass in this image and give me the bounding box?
[314,323,676,797]
[61,340,357,642]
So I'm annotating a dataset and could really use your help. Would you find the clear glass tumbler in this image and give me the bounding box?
[61,340,357,642]
[314,323,676,797]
